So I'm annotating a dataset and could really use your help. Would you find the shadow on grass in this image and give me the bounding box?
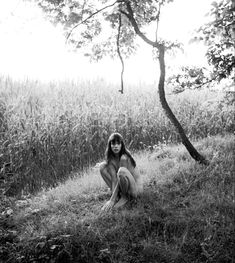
[3,183,234,263]
[1,135,234,263]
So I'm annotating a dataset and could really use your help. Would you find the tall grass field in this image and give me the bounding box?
[0,135,234,263]
[0,75,234,263]
[0,76,234,195]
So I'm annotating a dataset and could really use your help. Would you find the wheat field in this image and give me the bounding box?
[0,76,234,195]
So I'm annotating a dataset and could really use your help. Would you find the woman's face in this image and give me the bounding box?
[110,140,122,155]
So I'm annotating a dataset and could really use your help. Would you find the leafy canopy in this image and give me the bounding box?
[168,0,235,94]
[195,0,235,81]
[33,0,174,60]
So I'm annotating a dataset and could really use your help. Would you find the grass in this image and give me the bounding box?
[0,76,234,195]
[0,134,234,263]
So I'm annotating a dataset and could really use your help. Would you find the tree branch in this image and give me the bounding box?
[169,75,218,95]
[121,1,160,48]
[193,76,218,89]
[155,2,161,42]
[117,13,125,94]
[66,0,119,42]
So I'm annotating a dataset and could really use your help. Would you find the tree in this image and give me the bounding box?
[196,0,234,82]
[166,66,213,94]
[167,0,234,99]
[33,0,209,164]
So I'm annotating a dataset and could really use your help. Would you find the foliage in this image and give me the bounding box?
[0,77,234,195]
[167,0,235,95]
[194,0,235,81]
[166,66,213,94]
[32,0,174,60]
[1,135,234,262]
[30,0,213,165]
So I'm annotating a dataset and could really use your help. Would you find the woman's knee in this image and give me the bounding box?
[117,168,128,180]
[118,167,138,197]
[120,155,129,167]
[99,161,108,175]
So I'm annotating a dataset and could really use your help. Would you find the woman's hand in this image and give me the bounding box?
[101,200,115,211]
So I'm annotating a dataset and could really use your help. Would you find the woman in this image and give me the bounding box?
[99,132,143,211]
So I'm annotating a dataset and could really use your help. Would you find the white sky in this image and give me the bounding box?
[0,0,213,83]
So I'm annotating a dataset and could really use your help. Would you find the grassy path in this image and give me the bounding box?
[0,135,234,263]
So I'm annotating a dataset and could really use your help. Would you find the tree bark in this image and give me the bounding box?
[157,45,209,165]
[121,2,209,164]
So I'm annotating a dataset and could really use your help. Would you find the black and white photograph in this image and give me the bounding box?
[0,0,234,262]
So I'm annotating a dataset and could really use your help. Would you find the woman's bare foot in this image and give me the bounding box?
[114,196,128,209]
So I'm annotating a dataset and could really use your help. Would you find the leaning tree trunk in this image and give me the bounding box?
[157,45,209,165]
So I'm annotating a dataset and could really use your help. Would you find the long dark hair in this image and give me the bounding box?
[105,132,136,167]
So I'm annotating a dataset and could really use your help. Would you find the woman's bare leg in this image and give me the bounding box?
[119,155,137,196]
[99,162,112,190]
[99,162,118,192]
[114,167,138,208]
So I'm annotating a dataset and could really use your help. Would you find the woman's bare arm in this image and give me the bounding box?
[110,182,119,202]
[101,182,119,211]
[101,161,119,211]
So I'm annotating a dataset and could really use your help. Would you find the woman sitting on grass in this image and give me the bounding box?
[100,132,143,211]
